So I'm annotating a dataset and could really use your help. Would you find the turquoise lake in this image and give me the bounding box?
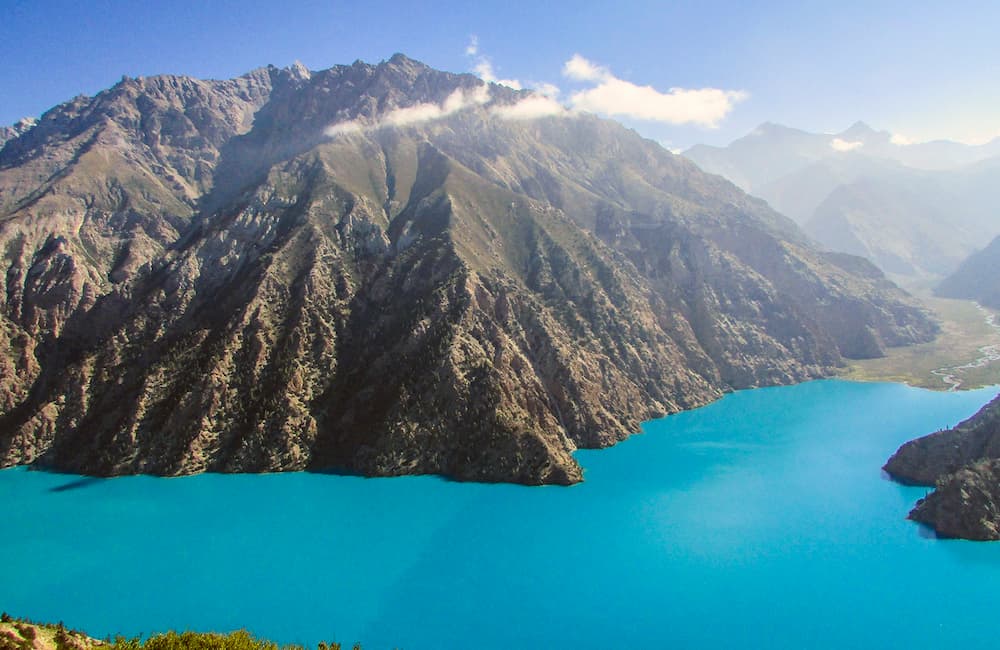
[3,379,1000,648]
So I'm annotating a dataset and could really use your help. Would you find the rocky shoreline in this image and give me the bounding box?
[884,393,1000,540]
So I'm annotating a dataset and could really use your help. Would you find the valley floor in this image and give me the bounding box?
[840,297,1000,390]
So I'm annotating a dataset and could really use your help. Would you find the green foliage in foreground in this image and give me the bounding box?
[110,631,365,650]
[0,616,378,650]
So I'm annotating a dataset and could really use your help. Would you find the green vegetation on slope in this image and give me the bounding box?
[840,297,1000,389]
[109,631,363,650]
[1,614,99,650]
[0,615,371,650]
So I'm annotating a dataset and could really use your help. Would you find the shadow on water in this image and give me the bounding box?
[916,522,940,539]
[49,477,104,493]
[306,466,372,479]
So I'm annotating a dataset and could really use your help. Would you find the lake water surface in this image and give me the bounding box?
[3,380,1000,649]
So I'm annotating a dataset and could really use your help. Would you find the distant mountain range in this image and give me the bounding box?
[685,123,1000,284]
[936,234,1000,309]
[0,55,935,484]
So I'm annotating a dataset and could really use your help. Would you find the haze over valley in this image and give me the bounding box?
[685,122,1000,288]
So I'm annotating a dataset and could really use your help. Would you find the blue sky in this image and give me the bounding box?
[2,0,998,149]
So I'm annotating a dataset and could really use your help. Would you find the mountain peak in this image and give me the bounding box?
[755,121,792,133]
[841,121,877,138]
[286,60,311,81]
[385,52,429,70]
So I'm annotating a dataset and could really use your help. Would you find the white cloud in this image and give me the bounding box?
[530,82,561,99]
[324,120,364,137]
[563,54,611,82]
[459,38,565,122]
[890,133,913,146]
[473,60,522,90]
[658,140,683,155]
[830,138,863,152]
[386,85,490,126]
[561,54,746,128]
[492,95,567,121]
[464,38,543,92]
[465,35,479,56]
[325,85,491,136]
[383,102,449,127]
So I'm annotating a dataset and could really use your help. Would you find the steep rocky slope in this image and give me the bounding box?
[908,459,1000,540]
[0,118,37,150]
[0,55,937,484]
[885,393,1000,539]
[935,235,1000,309]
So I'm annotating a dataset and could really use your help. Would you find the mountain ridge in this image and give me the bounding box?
[935,234,1000,309]
[0,55,936,484]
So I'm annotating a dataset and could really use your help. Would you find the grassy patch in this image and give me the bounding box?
[840,296,1000,390]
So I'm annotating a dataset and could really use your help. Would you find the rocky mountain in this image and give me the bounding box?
[935,234,1000,309]
[0,54,937,485]
[884,394,1000,540]
[684,123,1000,284]
[0,118,38,150]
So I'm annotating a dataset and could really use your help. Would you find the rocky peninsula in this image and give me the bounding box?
[884,393,1000,539]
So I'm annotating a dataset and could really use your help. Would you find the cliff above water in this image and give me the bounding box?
[885,393,1000,539]
[0,55,937,484]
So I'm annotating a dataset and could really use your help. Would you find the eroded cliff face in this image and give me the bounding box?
[1,55,937,484]
[885,393,1000,539]
[908,459,1000,540]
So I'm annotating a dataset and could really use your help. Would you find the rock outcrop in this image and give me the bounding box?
[908,460,1000,540]
[1,55,937,484]
[885,393,1000,539]
[0,118,37,150]
[0,617,98,650]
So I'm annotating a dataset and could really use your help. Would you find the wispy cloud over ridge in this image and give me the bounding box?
[324,120,364,137]
[465,35,479,57]
[465,37,558,96]
[327,48,747,136]
[490,95,566,121]
[561,54,746,128]
[473,60,523,90]
[325,85,491,137]
[830,137,863,152]
[386,85,491,126]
